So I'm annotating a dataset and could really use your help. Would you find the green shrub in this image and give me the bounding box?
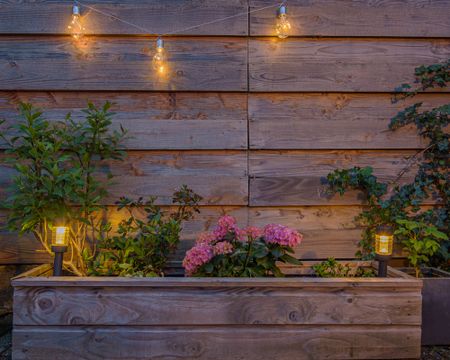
[89,186,201,277]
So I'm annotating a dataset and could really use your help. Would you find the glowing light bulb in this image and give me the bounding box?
[152,38,167,75]
[68,4,85,40]
[276,5,291,39]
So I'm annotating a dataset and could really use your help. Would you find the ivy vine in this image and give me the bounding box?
[326,60,449,269]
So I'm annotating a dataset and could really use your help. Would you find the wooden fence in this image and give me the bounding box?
[0,0,449,268]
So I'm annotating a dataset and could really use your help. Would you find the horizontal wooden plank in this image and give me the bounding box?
[0,92,247,150]
[249,38,450,92]
[12,272,422,288]
[1,203,417,265]
[0,36,247,91]
[250,0,450,37]
[249,150,421,206]
[249,206,362,259]
[0,206,248,265]
[0,151,248,206]
[249,93,449,149]
[0,0,248,36]
[12,325,421,360]
[14,286,421,326]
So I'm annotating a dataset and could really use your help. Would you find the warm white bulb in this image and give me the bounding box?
[152,38,167,75]
[68,5,85,40]
[276,6,291,39]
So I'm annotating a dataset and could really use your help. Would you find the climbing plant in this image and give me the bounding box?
[326,60,449,269]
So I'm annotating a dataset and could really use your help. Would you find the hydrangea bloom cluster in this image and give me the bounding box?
[263,224,303,248]
[183,215,303,276]
[183,244,214,276]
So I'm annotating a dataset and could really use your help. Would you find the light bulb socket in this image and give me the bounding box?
[72,4,80,15]
[156,37,164,49]
[277,5,287,16]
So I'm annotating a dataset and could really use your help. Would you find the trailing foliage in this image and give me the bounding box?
[312,258,375,278]
[89,186,202,277]
[183,216,302,277]
[1,102,127,275]
[326,60,449,269]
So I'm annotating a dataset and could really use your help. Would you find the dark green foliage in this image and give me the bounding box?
[89,186,202,277]
[312,258,375,278]
[325,60,449,269]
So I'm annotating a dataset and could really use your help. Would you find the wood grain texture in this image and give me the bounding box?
[249,206,362,259]
[0,92,247,150]
[12,271,422,288]
[249,93,450,149]
[0,0,248,36]
[249,150,421,206]
[249,38,450,92]
[0,151,248,205]
[14,286,421,326]
[250,0,450,37]
[0,206,247,265]
[1,204,412,264]
[0,36,247,91]
[12,325,421,360]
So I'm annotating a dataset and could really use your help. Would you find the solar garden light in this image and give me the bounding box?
[375,224,394,278]
[51,218,69,276]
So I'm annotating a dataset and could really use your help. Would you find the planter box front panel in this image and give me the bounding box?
[12,272,422,360]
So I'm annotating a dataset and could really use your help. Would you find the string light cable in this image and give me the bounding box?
[72,1,289,74]
[74,0,285,37]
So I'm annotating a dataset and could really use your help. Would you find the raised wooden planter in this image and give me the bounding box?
[12,262,422,360]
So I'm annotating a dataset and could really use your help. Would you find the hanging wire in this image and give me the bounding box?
[75,0,282,37]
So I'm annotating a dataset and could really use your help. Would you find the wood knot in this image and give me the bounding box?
[37,298,53,311]
[289,311,300,322]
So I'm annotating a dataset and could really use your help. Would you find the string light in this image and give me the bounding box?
[153,38,167,75]
[70,1,286,74]
[275,4,291,39]
[68,2,85,40]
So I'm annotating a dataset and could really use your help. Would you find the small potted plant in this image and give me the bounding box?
[395,218,450,345]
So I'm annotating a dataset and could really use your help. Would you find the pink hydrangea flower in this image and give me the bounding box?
[213,215,238,238]
[263,224,303,247]
[213,241,234,255]
[244,226,263,240]
[182,244,214,276]
[196,232,217,245]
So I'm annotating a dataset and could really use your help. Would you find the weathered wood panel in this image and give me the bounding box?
[0,0,248,36]
[249,38,450,92]
[0,92,247,150]
[12,325,421,360]
[0,206,360,264]
[0,151,248,205]
[249,206,362,259]
[249,93,450,149]
[0,37,247,91]
[14,286,421,326]
[250,150,420,206]
[250,0,450,37]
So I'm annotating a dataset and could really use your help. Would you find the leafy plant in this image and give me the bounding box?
[183,216,302,277]
[89,186,202,277]
[1,102,127,275]
[325,60,449,269]
[312,258,375,278]
[395,219,448,278]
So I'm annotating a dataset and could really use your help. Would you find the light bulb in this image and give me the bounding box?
[152,38,167,75]
[68,4,85,40]
[276,5,291,39]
